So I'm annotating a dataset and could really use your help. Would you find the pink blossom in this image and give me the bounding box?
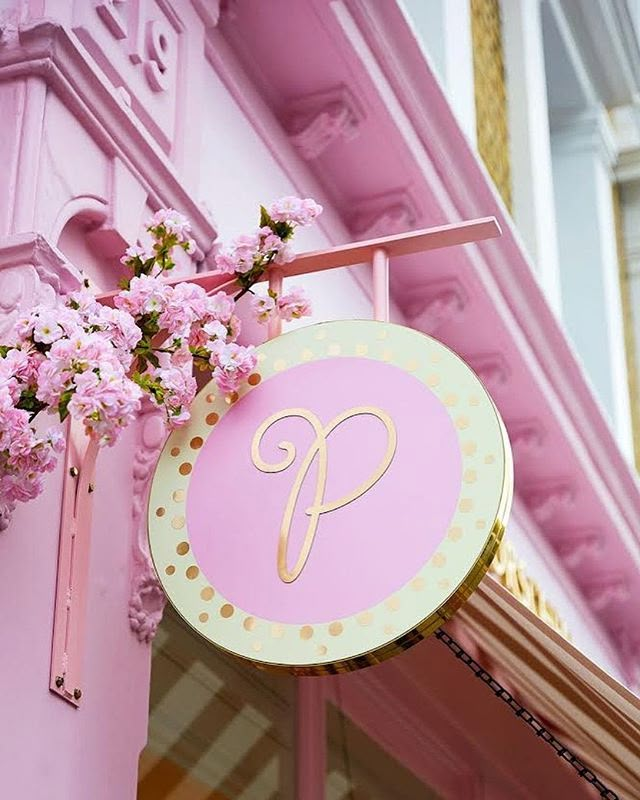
[210,342,257,394]
[250,293,277,325]
[268,196,323,226]
[214,251,239,275]
[120,244,153,265]
[115,274,170,316]
[205,292,235,325]
[277,286,312,321]
[148,208,191,238]
[33,312,65,345]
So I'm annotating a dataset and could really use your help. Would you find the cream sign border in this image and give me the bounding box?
[148,320,513,674]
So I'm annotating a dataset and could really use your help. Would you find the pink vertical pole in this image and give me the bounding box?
[268,267,284,340]
[372,247,390,322]
[295,677,326,800]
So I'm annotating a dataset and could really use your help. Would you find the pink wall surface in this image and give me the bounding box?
[0,1,637,798]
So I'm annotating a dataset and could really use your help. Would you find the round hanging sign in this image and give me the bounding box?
[148,320,512,673]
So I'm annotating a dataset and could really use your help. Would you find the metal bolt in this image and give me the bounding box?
[55,676,64,688]
[73,688,82,701]
[69,466,79,478]
[88,483,95,494]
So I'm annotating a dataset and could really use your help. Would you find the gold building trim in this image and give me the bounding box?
[471,0,512,210]
[612,183,640,471]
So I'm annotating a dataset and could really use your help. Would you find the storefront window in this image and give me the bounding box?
[138,606,294,799]
[326,705,441,799]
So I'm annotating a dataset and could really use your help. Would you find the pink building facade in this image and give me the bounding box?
[0,1,639,798]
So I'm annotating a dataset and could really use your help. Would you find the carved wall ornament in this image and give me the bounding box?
[523,481,575,523]
[286,86,364,160]
[468,353,510,392]
[584,577,630,612]
[549,528,604,569]
[350,191,419,239]
[129,402,167,642]
[404,278,468,334]
[506,418,546,456]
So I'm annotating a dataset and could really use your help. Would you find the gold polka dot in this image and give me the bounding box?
[271,624,284,639]
[356,611,373,626]
[220,603,234,618]
[179,462,192,476]
[314,329,327,340]
[328,622,343,636]
[355,344,368,356]
[186,565,199,580]
[176,541,189,556]
[171,516,185,529]
[274,359,287,371]
[485,454,495,464]
[165,565,175,575]
[155,507,166,517]
[302,348,314,361]
[170,446,180,457]
[431,552,446,568]
[206,412,219,426]
[248,373,261,386]
[444,393,458,407]
[381,348,393,361]
[386,596,400,611]
[257,352,267,363]
[225,392,239,404]
[427,373,440,387]
[438,578,451,590]
[243,616,256,631]
[199,612,209,623]
[430,350,442,363]
[328,343,341,356]
[383,624,396,636]
[300,625,313,640]
[459,498,473,513]
[406,359,418,372]
[463,469,477,484]
[190,436,203,450]
[316,644,328,657]
[469,395,480,406]
[448,526,463,541]
[206,393,216,403]
[251,641,263,653]
[200,586,214,601]
[411,576,425,590]
[476,519,486,530]
[376,328,387,340]
[173,489,185,503]
[462,441,477,456]
[456,416,470,430]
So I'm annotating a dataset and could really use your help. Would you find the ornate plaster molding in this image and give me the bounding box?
[349,191,419,239]
[129,402,167,643]
[286,86,364,160]
[467,353,510,392]
[584,576,630,612]
[507,418,546,456]
[549,528,604,569]
[404,278,467,334]
[523,481,575,523]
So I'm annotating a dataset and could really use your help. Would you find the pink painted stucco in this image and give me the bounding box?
[0,1,637,798]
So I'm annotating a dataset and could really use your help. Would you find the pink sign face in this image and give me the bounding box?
[149,321,512,673]
[187,357,462,624]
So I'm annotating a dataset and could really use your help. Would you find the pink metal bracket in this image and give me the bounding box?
[50,420,99,706]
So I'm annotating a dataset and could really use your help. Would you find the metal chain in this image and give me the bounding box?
[435,629,620,799]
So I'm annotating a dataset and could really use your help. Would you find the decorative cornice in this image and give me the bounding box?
[0,20,216,248]
[584,576,630,612]
[403,278,467,334]
[523,481,575,523]
[550,107,617,171]
[506,418,546,456]
[286,85,364,160]
[467,352,510,392]
[549,528,604,569]
[349,191,419,239]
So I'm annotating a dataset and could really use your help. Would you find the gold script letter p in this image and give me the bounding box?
[251,407,397,583]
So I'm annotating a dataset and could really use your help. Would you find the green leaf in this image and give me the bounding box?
[259,205,272,229]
